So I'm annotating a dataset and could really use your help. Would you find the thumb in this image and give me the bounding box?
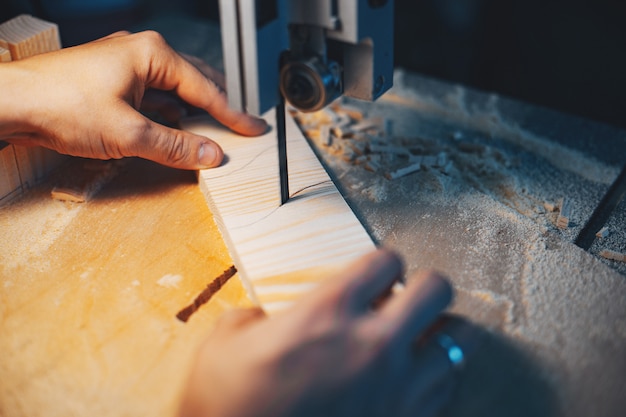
[133,118,224,170]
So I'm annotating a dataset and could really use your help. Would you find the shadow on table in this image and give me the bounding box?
[442,330,559,417]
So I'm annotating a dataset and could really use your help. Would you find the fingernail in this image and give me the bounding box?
[198,142,222,168]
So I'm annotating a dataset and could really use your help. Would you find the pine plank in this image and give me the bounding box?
[183,109,375,312]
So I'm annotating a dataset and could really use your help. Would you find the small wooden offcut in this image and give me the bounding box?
[0,14,67,206]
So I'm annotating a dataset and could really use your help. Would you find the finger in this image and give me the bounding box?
[411,317,481,388]
[380,270,453,350]
[124,111,224,169]
[394,316,484,417]
[304,249,403,316]
[180,53,226,90]
[342,249,404,314]
[417,314,485,358]
[140,34,267,136]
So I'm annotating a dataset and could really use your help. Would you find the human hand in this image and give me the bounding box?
[179,249,481,417]
[0,31,267,169]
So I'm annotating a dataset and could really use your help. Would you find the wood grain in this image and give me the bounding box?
[183,109,375,312]
[0,138,21,205]
[0,46,10,62]
[0,158,254,417]
[0,14,60,60]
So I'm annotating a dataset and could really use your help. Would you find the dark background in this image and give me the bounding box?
[3,0,626,130]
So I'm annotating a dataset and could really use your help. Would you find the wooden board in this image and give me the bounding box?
[0,39,16,204]
[0,15,66,205]
[0,46,10,62]
[183,109,375,312]
[0,158,253,417]
[0,14,60,60]
[0,144,21,204]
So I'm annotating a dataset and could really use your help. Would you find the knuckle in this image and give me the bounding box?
[133,30,168,55]
[117,117,152,156]
[163,131,190,165]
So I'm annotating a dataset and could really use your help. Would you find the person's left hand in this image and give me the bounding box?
[0,31,267,169]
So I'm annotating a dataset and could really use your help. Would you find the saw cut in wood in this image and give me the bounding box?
[183,109,375,312]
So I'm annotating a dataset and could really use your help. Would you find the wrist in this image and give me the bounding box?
[0,62,38,142]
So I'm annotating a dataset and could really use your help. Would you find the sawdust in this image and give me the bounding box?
[156,274,183,288]
[0,158,124,277]
[295,76,626,415]
[389,71,619,186]
[0,187,84,274]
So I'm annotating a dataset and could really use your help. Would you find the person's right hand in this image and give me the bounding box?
[179,249,481,417]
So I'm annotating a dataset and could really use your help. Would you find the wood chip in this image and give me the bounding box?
[422,155,438,167]
[544,201,558,212]
[51,187,86,203]
[350,117,383,133]
[385,162,421,180]
[557,198,572,229]
[335,106,365,122]
[599,250,626,262]
[364,160,380,173]
[319,125,331,146]
[436,152,448,167]
[384,119,394,136]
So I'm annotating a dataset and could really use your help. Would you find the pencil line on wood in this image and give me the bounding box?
[230,180,334,230]
[176,265,237,323]
[204,144,275,180]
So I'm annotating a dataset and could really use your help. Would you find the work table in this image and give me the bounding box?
[1,15,625,417]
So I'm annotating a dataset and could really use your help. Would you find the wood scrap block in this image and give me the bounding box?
[13,145,66,190]
[182,110,375,313]
[596,227,610,239]
[50,187,86,203]
[0,14,61,60]
[0,46,10,62]
[0,144,22,205]
[330,100,366,122]
[319,124,332,146]
[543,201,558,212]
[557,198,572,229]
[422,155,438,167]
[0,46,21,205]
[350,117,383,133]
[0,15,67,195]
[364,159,380,173]
[436,152,448,168]
[384,119,394,136]
[50,159,122,203]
